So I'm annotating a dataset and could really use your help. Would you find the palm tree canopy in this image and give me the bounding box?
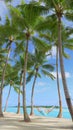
[27,49,55,83]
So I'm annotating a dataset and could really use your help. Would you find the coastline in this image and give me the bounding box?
[2,106,71,119]
[0,112,72,130]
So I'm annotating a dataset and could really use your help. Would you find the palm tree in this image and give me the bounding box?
[13,55,24,114]
[56,46,62,118]
[0,16,18,117]
[36,13,73,118]
[0,41,12,117]
[52,0,73,120]
[4,82,12,112]
[9,2,50,121]
[16,70,23,114]
[26,50,55,115]
[35,16,62,117]
[3,65,19,112]
[36,0,73,120]
[0,49,8,117]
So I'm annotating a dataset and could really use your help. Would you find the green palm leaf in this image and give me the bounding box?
[64,43,73,50]
[62,51,70,59]
[42,69,55,80]
[32,36,51,52]
[42,64,54,71]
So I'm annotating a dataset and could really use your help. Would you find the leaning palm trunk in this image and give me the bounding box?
[4,85,11,112]
[17,89,20,114]
[30,69,38,115]
[0,42,11,117]
[23,33,31,122]
[17,72,23,114]
[56,46,62,118]
[58,17,73,120]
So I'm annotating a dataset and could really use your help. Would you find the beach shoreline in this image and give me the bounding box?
[0,112,72,130]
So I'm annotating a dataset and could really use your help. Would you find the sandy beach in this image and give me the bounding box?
[0,112,73,130]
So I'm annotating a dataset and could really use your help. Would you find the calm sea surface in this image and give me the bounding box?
[3,107,71,119]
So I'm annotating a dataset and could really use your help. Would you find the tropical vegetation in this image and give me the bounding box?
[0,0,73,122]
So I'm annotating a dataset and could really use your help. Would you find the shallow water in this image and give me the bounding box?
[3,107,71,119]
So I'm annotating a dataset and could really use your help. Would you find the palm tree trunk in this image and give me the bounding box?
[0,88,3,117]
[4,85,11,112]
[17,72,23,114]
[56,46,62,118]
[58,17,73,120]
[30,69,38,116]
[0,42,11,117]
[23,33,31,122]
[17,91,20,114]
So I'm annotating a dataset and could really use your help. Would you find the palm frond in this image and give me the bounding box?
[35,15,57,32]
[64,43,73,50]
[8,6,27,29]
[13,86,22,94]
[42,69,55,80]
[26,70,35,83]
[32,36,51,52]
[42,64,54,71]
[63,50,70,59]
[65,11,73,22]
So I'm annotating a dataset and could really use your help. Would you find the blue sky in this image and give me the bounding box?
[0,1,73,108]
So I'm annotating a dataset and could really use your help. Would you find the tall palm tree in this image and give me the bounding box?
[9,2,50,121]
[4,82,12,112]
[52,0,73,120]
[36,0,73,120]
[13,55,24,114]
[36,14,73,118]
[0,16,18,117]
[35,16,62,117]
[0,49,8,116]
[27,50,55,115]
[3,65,19,112]
[0,42,12,117]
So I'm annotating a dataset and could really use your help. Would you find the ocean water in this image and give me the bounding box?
[3,107,71,119]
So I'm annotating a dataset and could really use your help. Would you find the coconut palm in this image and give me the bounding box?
[35,14,62,117]
[8,2,50,121]
[3,65,19,112]
[39,0,73,120]
[0,49,8,116]
[0,16,18,117]
[13,54,24,114]
[26,49,55,115]
[0,44,12,116]
[52,0,73,120]
[16,71,23,114]
[4,80,22,112]
[35,13,73,118]
[56,46,62,118]
[4,82,13,112]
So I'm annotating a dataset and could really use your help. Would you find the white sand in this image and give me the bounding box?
[0,112,73,130]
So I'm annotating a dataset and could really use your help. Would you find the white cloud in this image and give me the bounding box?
[51,72,71,79]
[36,81,47,87]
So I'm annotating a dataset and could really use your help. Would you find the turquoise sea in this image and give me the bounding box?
[3,107,71,119]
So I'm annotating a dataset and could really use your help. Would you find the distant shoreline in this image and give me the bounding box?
[2,105,68,109]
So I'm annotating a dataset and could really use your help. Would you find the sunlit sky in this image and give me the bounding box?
[0,0,73,108]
